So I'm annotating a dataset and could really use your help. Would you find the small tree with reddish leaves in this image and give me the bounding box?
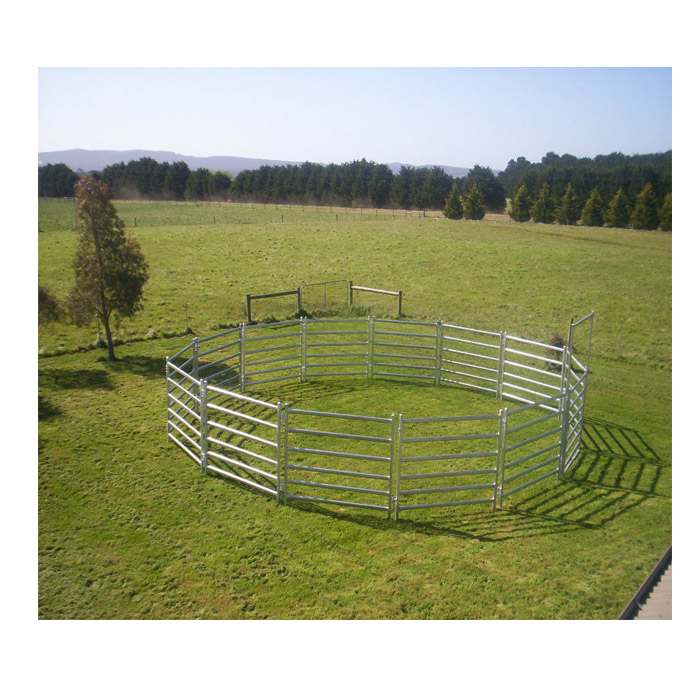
[68,177,149,360]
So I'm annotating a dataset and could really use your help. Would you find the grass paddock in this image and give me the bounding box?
[38,199,671,619]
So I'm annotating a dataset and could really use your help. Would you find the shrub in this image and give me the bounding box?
[462,184,485,220]
[659,192,672,231]
[581,189,605,227]
[631,183,660,230]
[530,183,557,224]
[557,184,581,225]
[508,185,531,222]
[443,183,463,220]
[604,188,631,228]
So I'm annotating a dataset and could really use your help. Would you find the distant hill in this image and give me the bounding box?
[387,162,476,177]
[37,149,302,176]
[38,149,477,177]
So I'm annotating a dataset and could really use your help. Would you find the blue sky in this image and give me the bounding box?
[38,67,671,171]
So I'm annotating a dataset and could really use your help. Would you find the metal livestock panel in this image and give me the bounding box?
[439,324,502,395]
[394,411,502,517]
[303,317,371,380]
[284,407,395,514]
[371,318,438,383]
[204,383,283,498]
[499,392,565,503]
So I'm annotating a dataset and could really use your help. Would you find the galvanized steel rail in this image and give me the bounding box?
[166,312,593,519]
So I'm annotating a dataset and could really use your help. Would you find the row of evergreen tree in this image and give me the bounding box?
[445,178,671,230]
[508,181,671,230]
[39,150,671,226]
[38,157,506,211]
[497,151,671,210]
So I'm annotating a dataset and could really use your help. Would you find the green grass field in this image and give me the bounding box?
[38,199,671,619]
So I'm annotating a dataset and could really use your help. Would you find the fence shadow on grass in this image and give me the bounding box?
[283,416,669,543]
[190,381,670,544]
[567,418,669,498]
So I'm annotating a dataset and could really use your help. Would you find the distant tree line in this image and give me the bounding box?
[38,163,80,197]
[38,150,671,229]
[38,157,505,211]
[506,157,672,231]
[499,150,671,228]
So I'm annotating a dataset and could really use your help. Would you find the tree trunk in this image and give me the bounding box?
[102,313,116,361]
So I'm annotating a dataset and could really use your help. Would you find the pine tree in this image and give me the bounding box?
[68,177,149,360]
[659,192,672,231]
[462,184,485,220]
[530,183,556,224]
[557,183,580,225]
[443,183,463,219]
[581,189,605,227]
[509,184,531,222]
[604,188,631,228]
[631,183,660,230]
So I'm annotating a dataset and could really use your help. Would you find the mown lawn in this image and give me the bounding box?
[37,199,671,619]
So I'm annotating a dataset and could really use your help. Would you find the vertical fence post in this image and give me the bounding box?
[165,357,172,439]
[199,379,209,475]
[349,281,353,307]
[282,403,290,505]
[246,294,252,324]
[558,372,571,480]
[240,323,246,391]
[567,316,575,349]
[580,314,594,428]
[394,413,404,522]
[389,414,396,519]
[497,407,509,508]
[586,312,594,370]
[192,338,199,378]
[434,320,443,386]
[297,287,302,316]
[301,317,307,382]
[299,317,305,382]
[497,331,506,400]
[366,316,373,380]
[398,290,403,316]
[493,408,503,510]
[276,401,283,503]
[559,344,570,412]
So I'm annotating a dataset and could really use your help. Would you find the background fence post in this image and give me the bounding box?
[296,287,302,316]
[349,280,353,306]
[199,379,209,475]
[246,294,252,324]
[240,323,246,391]
[398,290,403,316]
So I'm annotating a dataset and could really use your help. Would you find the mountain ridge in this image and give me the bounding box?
[38,149,476,177]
